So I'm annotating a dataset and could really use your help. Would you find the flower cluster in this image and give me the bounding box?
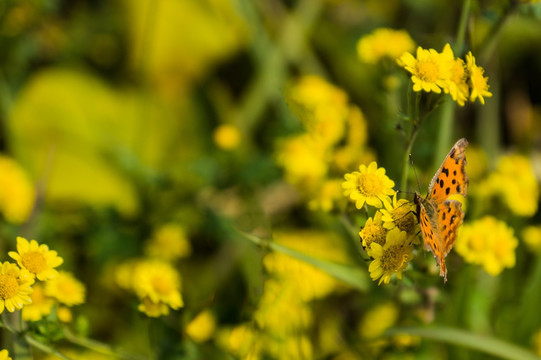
[455,216,518,276]
[357,28,415,64]
[398,44,492,105]
[276,75,374,212]
[343,163,418,285]
[0,236,84,322]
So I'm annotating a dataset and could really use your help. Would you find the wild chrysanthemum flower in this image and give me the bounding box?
[398,46,453,93]
[0,349,11,360]
[466,52,492,105]
[145,223,192,261]
[186,310,217,343]
[213,124,241,150]
[359,211,387,252]
[22,283,54,321]
[380,194,418,236]
[342,161,395,209]
[45,271,85,306]
[523,226,541,253]
[0,262,34,313]
[9,237,64,281]
[357,28,415,64]
[368,228,414,285]
[0,155,35,224]
[456,216,518,276]
[133,260,183,311]
[440,44,469,106]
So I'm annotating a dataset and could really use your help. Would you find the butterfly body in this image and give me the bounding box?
[414,138,469,282]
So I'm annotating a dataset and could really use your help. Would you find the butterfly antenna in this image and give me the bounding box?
[409,154,422,193]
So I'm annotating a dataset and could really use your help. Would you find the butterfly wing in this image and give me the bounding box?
[437,200,464,257]
[427,138,469,203]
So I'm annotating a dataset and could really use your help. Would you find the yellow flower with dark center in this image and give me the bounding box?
[368,228,414,285]
[9,237,63,281]
[342,161,395,209]
[398,46,453,94]
[45,271,85,306]
[359,211,387,253]
[22,283,54,321]
[381,194,418,236]
[466,52,492,105]
[0,262,33,313]
[456,216,518,276]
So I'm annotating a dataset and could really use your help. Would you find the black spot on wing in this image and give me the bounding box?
[442,167,449,177]
[439,179,444,188]
[445,187,450,195]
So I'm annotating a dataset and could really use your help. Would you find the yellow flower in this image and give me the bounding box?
[213,124,241,150]
[359,302,398,339]
[145,223,192,261]
[138,296,170,318]
[0,262,34,313]
[307,179,343,212]
[357,28,415,64]
[56,306,72,322]
[440,44,469,106]
[398,46,453,94]
[186,310,217,343]
[133,260,183,310]
[0,155,35,224]
[8,236,64,281]
[0,349,11,360]
[45,271,85,306]
[368,228,414,285]
[218,324,261,359]
[523,226,541,253]
[466,52,492,105]
[22,283,54,321]
[532,329,541,356]
[359,211,387,252]
[380,194,418,236]
[342,161,395,209]
[456,216,518,276]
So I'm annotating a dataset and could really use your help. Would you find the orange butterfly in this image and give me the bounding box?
[414,138,468,282]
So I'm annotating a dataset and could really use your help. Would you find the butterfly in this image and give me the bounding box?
[414,138,468,282]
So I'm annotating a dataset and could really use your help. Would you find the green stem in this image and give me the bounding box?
[454,0,471,55]
[433,99,455,169]
[400,92,422,192]
[384,326,541,360]
[25,335,72,360]
[478,2,519,63]
[64,329,147,360]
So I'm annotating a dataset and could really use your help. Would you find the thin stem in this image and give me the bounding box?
[0,313,17,334]
[454,0,471,55]
[400,92,422,191]
[25,335,72,360]
[64,329,148,360]
[478,2,519,63]
[384,326,541,360]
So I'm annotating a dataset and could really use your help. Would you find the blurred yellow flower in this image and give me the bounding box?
[522,226,541,252]
[265,335,313,360]
[138,296,170,318]
[213,124,242,150]
[219,324,261,360]
[22,283,54,321]
[465,145,488,181]
[456,216,518,276]
[380,194,418,236]
[359,211,387,252]
[9,236,63,281]
[369,228,414,285]
[307,179,343,212]
[0,155,35,224]
[145,223,192,261]
[0,262,33,313]
[398,46,452,94]
[0,350,11,360]
[466,52,492,105]
[357,28,415,64]
[532,329,541,356]
[186,310,216,343]
[133,260,183,312]
[342,161,395,209]
[45,271,85,306]
[359,302,398,339]
[56,306,73,323]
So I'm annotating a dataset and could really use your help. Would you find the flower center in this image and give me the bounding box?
[21,251,48,274]
[393,207,416,233]
[361,224,387,248]
[0,274,20,300]
[416,60,439,82]
[358,173,383,196]
[151,276,174,295]
[381,246,407,272]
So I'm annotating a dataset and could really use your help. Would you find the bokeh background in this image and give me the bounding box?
[1,0,541,359]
